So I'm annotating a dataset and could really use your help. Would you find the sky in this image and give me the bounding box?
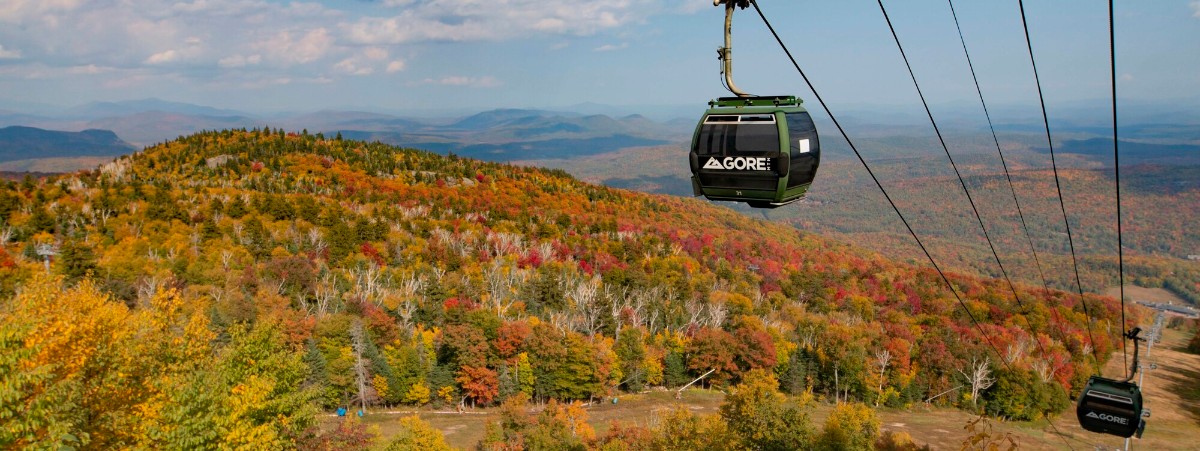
[0,0,1197,116]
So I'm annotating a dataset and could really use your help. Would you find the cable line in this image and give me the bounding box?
[1108,0,1130,380]
[947,0,1076,361]
[876,0,1055,361]
[746,0,1013,374]
[946,0,1052,296]
[877,5,1081,447]
[1017,0,1102,368]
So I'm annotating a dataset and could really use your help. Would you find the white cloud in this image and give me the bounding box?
[673,1,708,14]
[1192,1,1200,18]
[0,0,84,23]
[144,50,179,64]
[0,0,343,71]
[332,48,391,75]
[67,64,112,74]
[218,54,262,68]
[363,47,388,60]
[0,0,692,100]
[344,0,643,45]
[258,28,332,65]
[334,58,374,76]
[594,43,628,52]
[0,44,20,59]
[415,76,502,88]
[1120,73,1134,82]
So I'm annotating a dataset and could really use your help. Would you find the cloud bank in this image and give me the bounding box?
[0,0,688,91]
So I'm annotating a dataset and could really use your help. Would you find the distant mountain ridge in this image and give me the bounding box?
[0,100,688,161]
[0,126,134,162]
[65,98,250,119]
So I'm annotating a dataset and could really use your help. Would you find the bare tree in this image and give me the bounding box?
[1005,338,1030,364]
[348,263,387,304]
[958,357,996,408]
[484,259,528,318]
[566,275,603,336]
[798,326,817,350]
[312,273,340,317]
[605,285,630,337]
[707,302,728,329]
[306,228,327,255]
[874,349,892,406]
[232,222,246,245]
[137,275,167,306]
[189,230,202,255]
[625,286,661,330]
[394,274,425,331]
[350,321,371,414]
[549,312,574,333]
[685,298,706,329]
[486,231,525,258]
[1031,360,1056,383]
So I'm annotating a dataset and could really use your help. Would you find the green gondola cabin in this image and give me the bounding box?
[689,96,820,209]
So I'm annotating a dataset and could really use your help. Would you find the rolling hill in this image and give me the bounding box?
[0,129,1125,449]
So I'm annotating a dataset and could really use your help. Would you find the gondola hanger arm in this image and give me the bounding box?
[716,0,752,97]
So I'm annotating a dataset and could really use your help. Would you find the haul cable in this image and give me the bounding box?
[747,0,1013,375]
[877,0,1059,366]
[1018,0,1102,367]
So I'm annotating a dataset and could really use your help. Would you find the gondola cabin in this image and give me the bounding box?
[689,96,820,209]
[1076,376,1144,438]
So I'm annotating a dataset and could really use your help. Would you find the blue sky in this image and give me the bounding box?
[0,0,1197,115]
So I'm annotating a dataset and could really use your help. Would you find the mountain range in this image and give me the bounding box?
[0,99,690,167]
[0,126,134,162]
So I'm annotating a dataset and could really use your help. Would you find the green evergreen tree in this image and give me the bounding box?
[615,328,647,392]
[57,240,97,282]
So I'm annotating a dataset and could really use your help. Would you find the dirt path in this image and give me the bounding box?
[1039,306,1200,450]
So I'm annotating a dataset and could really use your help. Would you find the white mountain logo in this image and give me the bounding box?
[1086,411,1129,425]
[702,157,771,171]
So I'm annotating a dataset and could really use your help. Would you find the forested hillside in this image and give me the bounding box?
[524,139,1200,305]
[0,129,1126,448]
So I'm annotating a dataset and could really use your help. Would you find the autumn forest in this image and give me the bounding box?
[0,129,1134,449]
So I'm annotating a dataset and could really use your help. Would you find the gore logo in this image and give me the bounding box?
[1086,411,1129,425]
[703,157,772,171]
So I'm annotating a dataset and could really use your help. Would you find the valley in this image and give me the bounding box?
[520,130,1200,307]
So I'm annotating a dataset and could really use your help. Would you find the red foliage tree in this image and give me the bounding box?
[495,320,531,360]
[732,325,777,372]
[686,327,740,386]
[457,365,500,406]
[441,324,491,369]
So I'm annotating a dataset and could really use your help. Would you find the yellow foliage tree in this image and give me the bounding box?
[0,274,141,449]
[818,403,880,451]
[382,415,452,451]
